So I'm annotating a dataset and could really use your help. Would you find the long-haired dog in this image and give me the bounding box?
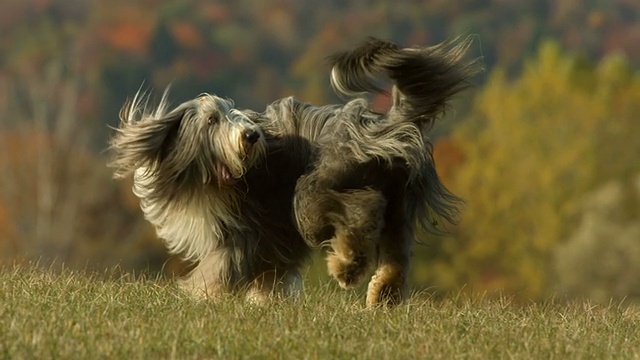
[109,37,479,306]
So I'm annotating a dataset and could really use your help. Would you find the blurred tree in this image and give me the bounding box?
[554,175,640,303]
[151,21,180,67]
[3,0,640,279]
[414,42,640,300]
[290,25,345,104]
[0,202,17,261]
[0,60,167,272]
[169,21,204,50]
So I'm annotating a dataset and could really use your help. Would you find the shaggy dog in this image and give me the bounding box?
[109,37,478,306]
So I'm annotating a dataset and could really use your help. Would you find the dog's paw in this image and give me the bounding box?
[326,251,370,289]
[366,266,408,308]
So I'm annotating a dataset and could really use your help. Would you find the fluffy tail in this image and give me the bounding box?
[328,37,481,129]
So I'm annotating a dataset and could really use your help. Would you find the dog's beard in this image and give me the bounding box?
[197,112,265,188]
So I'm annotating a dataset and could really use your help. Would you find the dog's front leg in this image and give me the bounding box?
[366,237,410,307]
[179,269,226,301]
[178,249,232,300]
[366,218,411,308]
[296,174,389,292]
[245,269,303,304]
[323,189,386,289]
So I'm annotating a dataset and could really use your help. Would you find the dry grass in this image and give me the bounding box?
[1,264,639,359]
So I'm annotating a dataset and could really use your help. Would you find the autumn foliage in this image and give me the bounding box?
[0,1,639,301]
[418,43,640,301]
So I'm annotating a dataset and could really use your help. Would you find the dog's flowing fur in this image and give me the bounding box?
[110,37,479,306]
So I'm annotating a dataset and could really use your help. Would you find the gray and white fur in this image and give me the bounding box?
[109,37,479,306]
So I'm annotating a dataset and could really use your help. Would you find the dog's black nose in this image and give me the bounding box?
[244,129,260,144]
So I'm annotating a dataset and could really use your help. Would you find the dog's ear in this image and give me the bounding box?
[109,97,184,178]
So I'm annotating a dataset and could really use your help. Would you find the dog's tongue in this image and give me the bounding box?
[215,162,239,186]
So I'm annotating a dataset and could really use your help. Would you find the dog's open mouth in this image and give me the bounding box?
[214,161,241,186]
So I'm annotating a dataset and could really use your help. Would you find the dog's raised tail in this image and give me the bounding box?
[329,37,481,128]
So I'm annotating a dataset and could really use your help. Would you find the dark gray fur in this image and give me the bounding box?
[109,37,479,305]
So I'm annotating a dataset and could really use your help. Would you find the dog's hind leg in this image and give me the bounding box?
[366,198,411,307]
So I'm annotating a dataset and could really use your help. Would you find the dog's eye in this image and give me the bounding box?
[207,114,218,125]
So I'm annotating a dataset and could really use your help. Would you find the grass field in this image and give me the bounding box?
[1,264,639,359]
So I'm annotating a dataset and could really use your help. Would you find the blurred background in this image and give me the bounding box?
[1,0,638,303]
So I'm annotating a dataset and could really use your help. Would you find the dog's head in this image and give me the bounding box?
[110,91,266,189]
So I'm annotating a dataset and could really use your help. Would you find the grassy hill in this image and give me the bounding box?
[2,264,639,359]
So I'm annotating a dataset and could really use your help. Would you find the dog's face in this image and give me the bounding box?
[111,92,266,189]
[191,94,266,186]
